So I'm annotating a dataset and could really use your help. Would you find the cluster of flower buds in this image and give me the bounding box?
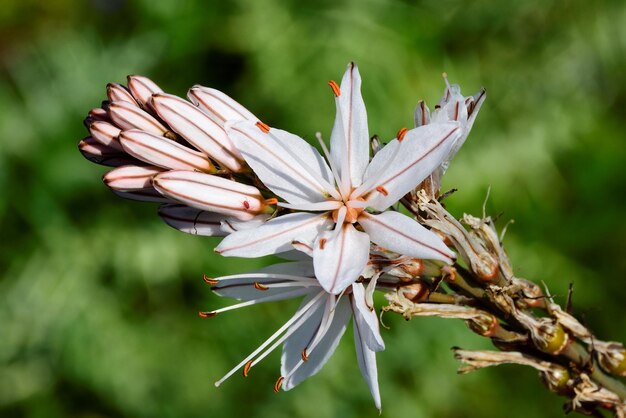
[79,63,486,411]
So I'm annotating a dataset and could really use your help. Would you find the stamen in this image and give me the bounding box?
[243,360,253,377]
[203,274,219,285]
[214,292,324,387]
[301,349,309,362]
[277,200,342,211]
[199,311,217,318]
[315,132,343,195]
[255,121,270,133]
[264,198,278,205]
[254,282,269,291]
[396,127,408,142]
[274,376,284,393]
[319,238,327,250]
[328,80,341,97]
[375,185,389,196]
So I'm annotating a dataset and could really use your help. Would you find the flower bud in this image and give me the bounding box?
[151,93,245,172]
[152,170,265,220]
[108,100,169,135]
[103,165,164,191]
[89,121,123,151]
[119,129,214,172]
[107,83,138,105]
[127,75,163,109]
[535,323,569,355]
[158,203,227,236]
[187,86,257,125]
[78,137,135,167]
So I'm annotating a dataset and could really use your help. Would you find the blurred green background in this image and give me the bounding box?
[1,0,625,417]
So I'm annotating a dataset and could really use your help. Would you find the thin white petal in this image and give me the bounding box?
[363,123,462,211]
[359,211,455,263]
[103,165,164,191]
[227,121,336,204]
[313,224,370,295]
[281,296,352,390]
[158,203,227,236]
[153,170,264,221]
[329,63,369,191]
[216,212,333,257]
[353,312,382,412]
[188,86,257,125]
[351,283,385,352]
[151,93,244,172]
[119,129,213,172]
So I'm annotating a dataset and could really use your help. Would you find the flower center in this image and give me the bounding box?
[331,197,365,224]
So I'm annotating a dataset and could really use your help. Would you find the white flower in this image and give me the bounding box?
[215,63,459,294]
[203,260,385,411]
[415,74,486,195]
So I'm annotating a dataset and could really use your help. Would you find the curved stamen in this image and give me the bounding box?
[350,138,404,200]
[277,201,342,212]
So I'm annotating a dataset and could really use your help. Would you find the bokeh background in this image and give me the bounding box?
[1,0,625,417]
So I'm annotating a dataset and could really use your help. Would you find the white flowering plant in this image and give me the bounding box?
[80,63,626,416]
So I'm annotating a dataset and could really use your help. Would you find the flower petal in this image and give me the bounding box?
[188,86,257,125]
[329,62,369,190]
[153,170,265,220]
[353,313,382,412]
[227,120,335,204]
[281,295,352,390]
[313,224,370,294]
[158,203,227,236]
[119,129,214,172]
[151,93,244,172]
[216,212,333,257]
[103,165,164,191]
[351,283,385,352]
[363,122,462,210]
[359,211,455,263]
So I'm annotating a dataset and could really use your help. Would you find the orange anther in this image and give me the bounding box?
[319,238,327,250]
[254,282,269,291]
[301,349,309,362]
[274,376,284,393]
[264,198,278,205]
[255,121,270,133]
[396,127,408,142]
[328,80,341,97]
[203,274,219,285]
[375,185,389,196]
[198,311,217,318]
[243,360,253,377]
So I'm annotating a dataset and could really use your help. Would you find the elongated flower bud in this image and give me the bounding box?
[78,137,136,167]
[151,93,245,172]
[103,165,165,191]
[89,121,123,151]
[127,75,163,109]
[188,86,257,125]
[119,129,215,172]
[107,83,138,105]
[152,170,265,220]
[108,100,169,135]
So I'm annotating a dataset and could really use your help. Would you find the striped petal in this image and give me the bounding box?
[151,93,245,172]
[188,86,257,125]
[227,121,336,204]
[153,170,264,220]
[329,63,369,191]
[351,282,385,351]
[361,122,462,211]
[216,212,333,257]
[313,224,370,295]
[89,121,123,151]
[119,129,214,172]
[108,100,169,135]
[103,165,164,191]
[127,75,163,109]
[352,307,382,412]
[106,83,138,105]
[359,211,455,263]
